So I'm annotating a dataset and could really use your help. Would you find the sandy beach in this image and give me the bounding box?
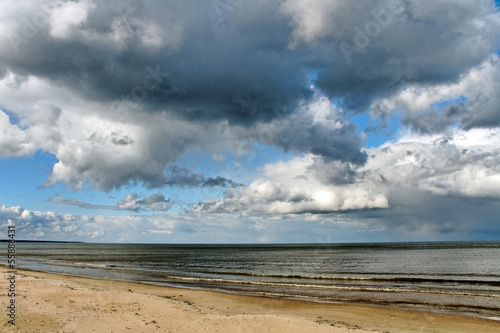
[2,266,499,333]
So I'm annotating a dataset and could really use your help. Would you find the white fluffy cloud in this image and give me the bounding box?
[192,154,389,214]
[49,0,97,39]
[193,128,500,215]
[0,72,251,190]
[370,55,500,132]
[370,128,500,199]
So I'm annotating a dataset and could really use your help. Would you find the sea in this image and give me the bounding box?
[13,241,500,320]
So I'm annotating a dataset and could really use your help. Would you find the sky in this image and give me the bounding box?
[0,0,500,243]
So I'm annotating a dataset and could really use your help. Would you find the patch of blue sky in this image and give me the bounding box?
[309,69,401,148]
[348,113,401,148]
[0,151,135,215]
[176,144,297,185]
[307,68,325,94]
[174,150,232,178]
[1,108,22,126]
[250,143,298,169]
[307,68,321,82]
[430,95,467,111]
[0,151,60,211]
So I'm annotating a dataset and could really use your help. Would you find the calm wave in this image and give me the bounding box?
[13,242,500,320]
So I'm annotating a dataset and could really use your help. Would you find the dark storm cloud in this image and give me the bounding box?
[344,189,500,240]
[462,57,500,129]
[282,0,500,111]
[369,54,500,134]
[0,0,499,191]
[270,114,367,164]
[245,95,368,164]
[1,0,312,124]
[3,0,498,122]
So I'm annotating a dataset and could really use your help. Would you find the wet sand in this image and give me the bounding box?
[2,266,499,332]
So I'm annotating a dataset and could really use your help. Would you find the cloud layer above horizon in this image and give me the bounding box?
[0,0,499,242]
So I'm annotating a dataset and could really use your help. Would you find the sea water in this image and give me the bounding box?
[14,241,500,319]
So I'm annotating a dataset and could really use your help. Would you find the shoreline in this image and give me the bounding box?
[2,266,500,332]
[13,263,500,321]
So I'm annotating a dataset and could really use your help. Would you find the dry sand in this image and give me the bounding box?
[1,266,499,333]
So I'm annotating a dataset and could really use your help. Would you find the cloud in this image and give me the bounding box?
[191,155,389,215]
[244,94,368,164]
[49,0,97,39]
[192,128,500,220]
[0,0,498,192]
[0,204,81,240]
[0,73,62,156]
[0,203,272,243]
[49,197,115,210]
[0,0,312,123]
[3,195,499,243]
[280,0,500,111]
[164,166,243,188]
[50,192,171,212]
[117,193,171,212]
[1,0,498,117]
[1,203,338,243]
[365,128,500,199]
[370,54,500,133]
[0,73,364,190]
[0,73,251,190]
